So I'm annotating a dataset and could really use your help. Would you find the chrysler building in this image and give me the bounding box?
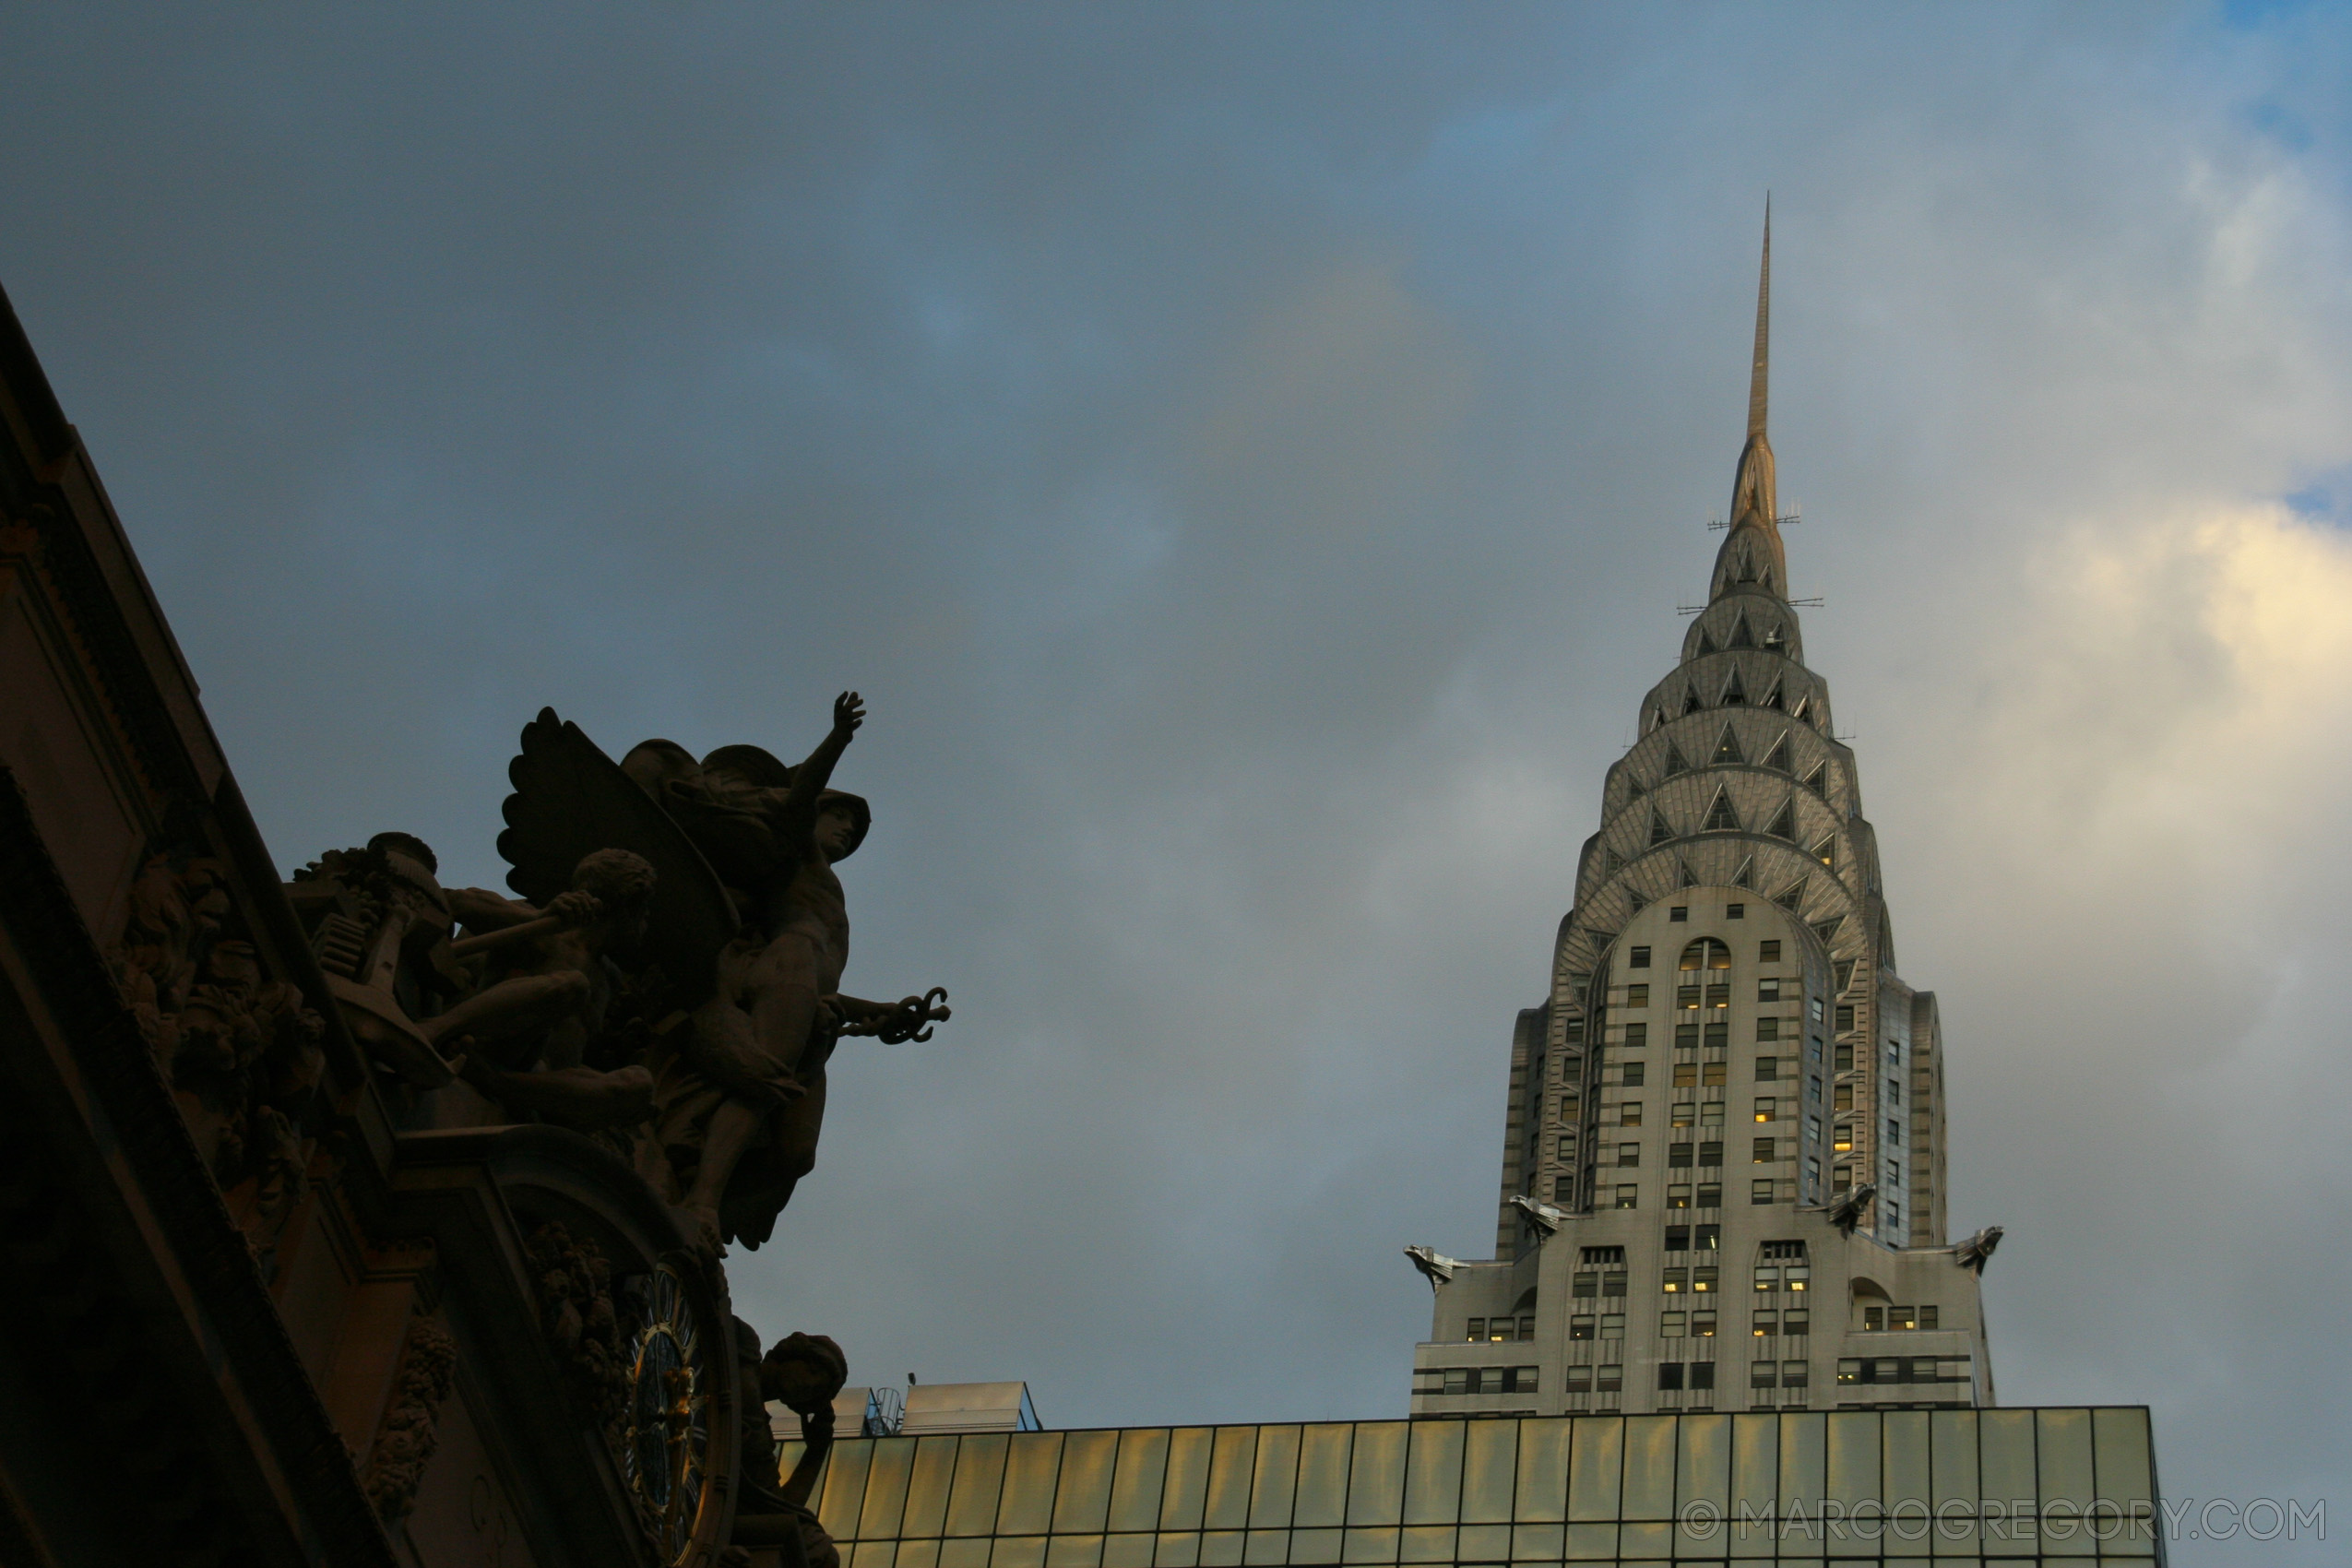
[1408,217,2000,1415]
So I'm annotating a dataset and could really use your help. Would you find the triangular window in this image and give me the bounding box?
[1774,876,1808,910]
[1760,567,1775,593]
[1761,622,1786,651]
[1729,613,1755,650]
[1649,810,1673,846]
[1761,677,1785,712]
[1605,848,1624,874]
[1764,731,1792,773]
[1812,834,1837,870]
[1834,960,1857,993]
[1650,707,1669,733]
[1626,885,1648,911]
[1721,668,1748,706]
[1737,549,1757,585]
[1766,800,1798,841]
[1682,684,1704,716]
[1731,855,1754,889]
[1661,742,1690,778]
[1679,860,1699,888]
[1696,627,1718,657]
[1703,790,1740,832]
[1625,771,1646,800]
[1711,724,1743,766]
[1789,695,1810,724]
[1802,761,1828,795]
[1812,915,1846,944]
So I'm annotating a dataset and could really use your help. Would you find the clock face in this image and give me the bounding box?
[621,1263,710,1562]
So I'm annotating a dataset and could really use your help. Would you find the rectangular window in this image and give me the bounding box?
[1754,1055,1779,1080]
[1751,1361,1776,1388]
[1621,1102,1644,1126]
[1750,1179,1776,1205]
[1761,940,1782,962]
[1885,1076,1900,1107]
[1564,1365,1593,1392]
[1558,1134,1577,1160]
[1757,978,1781,1003]
[1466,1318,1484,1340]
[1678,985,1702,1010]
[1693,1312,1717,1336]
[1727,903,1744,920]
[1674,1024,1699,1051]
[1690,1361,1716,1390]
[1519,1316,1536,1340]
[1695,1224,1721,1251]
[1624,985,1650,1007]
[1666,1184,1692,1209]
[1692,1266,1718,1292]
[1618,1143,1640,1168]
[1806,1114,1821,1143]
[1886,1117,1902,1146]
[1490,1318,1515,1342]
[1662,1268,1687,1293]
[1804,1157,1819,1188]
[1668,1142,1693,1168]
[1703,1022,1728,1050]
[1832,1165,1851,1193]
[1890,1306,1917,1330]
[1864,1307,1884,1331]
[1630,945,1651,969]
[1835,1004,1855,1031]
[1623,1021,1648,1049]
[1754,1098,1777,1123]
[1833,1083,1854,1111]
[1702,1061,1727,1087]
[1554,1174,1575,1202]
[1698,1140,1723,1165]
[1561,1093,1583,1119]
[1596,1364,1623,1392]
[1615,1184,1639,1209]
[1786,1265,1810,1292]
[1700,1102,1725,1127]
[1783,1310,1809,1336]
[1919,1305,1939,1329]
[1571,1315,1596,1340]
[1669,907,1689,922]
[1672,1063,1697,1088]
[1752,1311,1777,1336]
[1696,1182,1722,1207]
[1578,1246,1624,1265]
[1573,1271,1598,1299]
[1663,1226,1690,1252]
[1835,1042,1854,1072]
[1752,1137,1776,1162]
[1621,1062,1646,1087]
[1601,1271,1627,1298]
[1565,1016,1586,1045]
[1599,1313,1624,1336]
[1808,1036,1824,1063]
[1833,1124,1853,1152]
[1671,1100,1696,1125]
[1705,983,1730,1008]
[1657,1360,1685,1389]
[1753,1266,1780,1292]
[1511,1366,1540,1393]
[1781,1360,1810,1387]
[1756,1016,1780,1042]
[1836,1359,1860,1384]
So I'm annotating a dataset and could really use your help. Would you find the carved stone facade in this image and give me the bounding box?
[0,279,886,1565]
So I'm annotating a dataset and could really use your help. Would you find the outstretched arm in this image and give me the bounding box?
[781,692,864,820]
[828,989,951,1043]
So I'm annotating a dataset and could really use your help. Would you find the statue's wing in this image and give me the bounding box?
[496,708,739,1005]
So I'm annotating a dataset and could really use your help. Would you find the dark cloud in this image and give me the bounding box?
[8,5,2352,1561]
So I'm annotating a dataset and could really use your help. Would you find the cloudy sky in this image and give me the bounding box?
[7,4,2352,1560]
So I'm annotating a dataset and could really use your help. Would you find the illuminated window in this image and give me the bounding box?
[1753,1311,1778,1336]
[1571,1316,1596,1340]
[1694,1225,1721,1251]
[1752,1138,1776,1163]
[1615,1184,1638,1209]
[1787,1265,1810,1292]
[1667,1184,1692,1209]
[1693,1312,1718,1337]
[1662,1269,1688,1293]
[1754,1098,1777,1123]
[1863,1307,1884,1331]
[1833,1124,1853,1153]
[1466,1318,1485,1340]
[1753,1266,1780,1292]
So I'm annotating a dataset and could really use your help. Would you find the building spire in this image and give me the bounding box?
[1747,196,1769,442]
[1712,199,1786,602]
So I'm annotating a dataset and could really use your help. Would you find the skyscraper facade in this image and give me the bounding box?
[1409,220,1996,1419]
